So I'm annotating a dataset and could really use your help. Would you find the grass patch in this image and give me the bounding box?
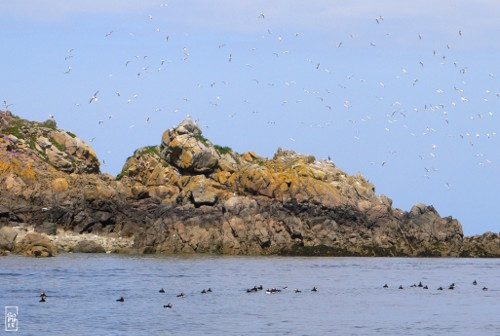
[194,134,210,147]
[116,163,130,180]
[66,131,77,138]
[40,119,57,130]
[3,116,27,139]
[214,144,232,155]
[4,126,24,139]
[141,145,159,157]
[49,137,65,152]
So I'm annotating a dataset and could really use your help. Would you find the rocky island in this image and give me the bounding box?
[0,110,498,257]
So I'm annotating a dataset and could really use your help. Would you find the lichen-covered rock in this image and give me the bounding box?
[13,232,58,257]
[160,117,218,173]
[0,112,492,257]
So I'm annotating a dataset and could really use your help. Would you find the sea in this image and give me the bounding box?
[0,254,499,335]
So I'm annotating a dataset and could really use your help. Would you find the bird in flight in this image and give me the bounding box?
[2,100,13,109]
[89,90,100,104]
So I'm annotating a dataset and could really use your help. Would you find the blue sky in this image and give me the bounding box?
[1,1,499,235]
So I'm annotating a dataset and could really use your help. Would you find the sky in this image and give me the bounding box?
[1,0,499,235]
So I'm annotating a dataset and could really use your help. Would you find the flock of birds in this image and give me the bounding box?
[34,5,493,182]
[2,3,497,236]
[36,279,490,311]
[35,285,321,310]
[384,280,489,291]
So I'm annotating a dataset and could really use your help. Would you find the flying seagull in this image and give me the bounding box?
[89,90,100,104]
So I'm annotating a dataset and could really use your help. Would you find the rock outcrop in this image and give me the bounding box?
[461,232,500,257]
[72,240,106,253]
[0,226,17,254]
[0,110,497,257]
[13,232,58,257]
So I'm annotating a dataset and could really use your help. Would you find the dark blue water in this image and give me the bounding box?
[1,254,499,335]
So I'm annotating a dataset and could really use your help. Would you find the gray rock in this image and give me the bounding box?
[176,117,201,135]
[0,226,18,251]
[72,240,106,253]
[35,221,57,236]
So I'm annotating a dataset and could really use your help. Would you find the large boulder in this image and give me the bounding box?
[160,118,218,173]
[72,239,106,253]
[13,232,58,257]
[401,203,463,256]
[0,226,18,251]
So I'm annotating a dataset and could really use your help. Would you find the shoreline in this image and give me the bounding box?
[1,224,498,258]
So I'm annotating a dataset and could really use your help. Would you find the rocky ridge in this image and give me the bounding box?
[0,110,498,257]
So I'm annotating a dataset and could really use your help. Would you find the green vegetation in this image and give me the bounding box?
[66,131,77,138]
[214,144,232,155]
[41,120,57,130]
[141,145,160,157]
[3,116,27,139]
[4,126,24,139]
[194,134,210,147]
[116,163,131,180]
[49,137,65,152]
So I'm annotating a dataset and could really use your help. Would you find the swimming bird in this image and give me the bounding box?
[40,297,46,303]
[265,288,281,294]
[482,287,488,291]
[163,303,173,309]
[116,296,125,302]
[311,286,318,292]
[176,292,185,298]
[201,289,207,294]
[207,288,212,293]
[423,285,428,289]
[449,283,455,290]
[398,285,403,289]
[294,289,301,293]
[473,280,478,285]
[383,284,388,288]
[418,282,423,288]
[159,288,165,293]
